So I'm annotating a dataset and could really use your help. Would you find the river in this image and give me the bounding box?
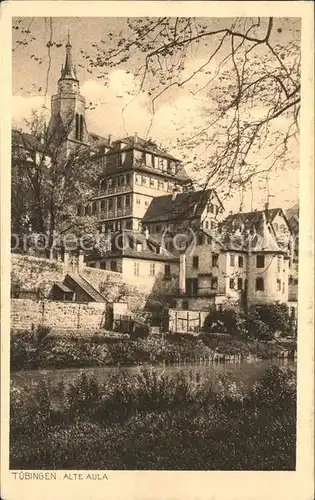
[11,358,296,390]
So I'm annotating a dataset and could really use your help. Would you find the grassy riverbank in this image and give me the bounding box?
[10,365,296,470]
[11,329,296,371]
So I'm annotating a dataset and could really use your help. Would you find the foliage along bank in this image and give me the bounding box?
[10,365,296,470]
[11,326,296,371]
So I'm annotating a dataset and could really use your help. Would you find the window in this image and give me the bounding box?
[182,300,189,310]
[125,195,131,208]
[256,255,265,268]
[277,279,281,291]
[100,262,106,270]
[186,278,198,296]
[205,221,209,229]
[150,263,155,276]
[126,221,132,229]
[135,175,141,185]
[193,256,199,269]
[158,180,164,190]
[282,281,285,294]
[229,278,235,290]
[155,225,161,232]
[145,198,150,207]
[75,113,79,140]
[117,197,122,210]
[125,173,131,185]
[79,115,84,141]
[211,277,218,290]
[212,254,219,267]
[237,278,243,290]
[150,178,155,188]
[134,262,140,277]
[108,199,113,211]
[136,196,141,205]
[238,255,244,268]
[289,275,294,285]
[277,256,281,272]
[256,277,264,291]
[110,261,117,272]
[197,234,204,245]
[230,254,235,266]
[208,203,214,214]
[91,202,97,215]
[164,264,171,279]
[151,155,155,168]
[100,200,105,212]
[142,175,148,185]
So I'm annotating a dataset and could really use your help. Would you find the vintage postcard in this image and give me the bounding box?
[1,2,314,500]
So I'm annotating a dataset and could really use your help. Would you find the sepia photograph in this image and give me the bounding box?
[1,2,314,498]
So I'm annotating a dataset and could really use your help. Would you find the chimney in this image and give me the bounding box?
[108,134,112,146]
[179,252,186,295]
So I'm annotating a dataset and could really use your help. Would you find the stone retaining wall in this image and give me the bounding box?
[11,299,107,332]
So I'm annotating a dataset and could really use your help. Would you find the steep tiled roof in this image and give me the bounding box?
[219,212,283,253]
[221,208,284,232]
[85,230,178,263]
[117,136,180,161]
[142,189,214,224]
[89,132,111,150]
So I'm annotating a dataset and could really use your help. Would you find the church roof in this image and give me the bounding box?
[12,129,47,153]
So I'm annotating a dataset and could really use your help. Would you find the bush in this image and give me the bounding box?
[35,324,52,343]
[246,312,273,340]
[251,364,296,410]
[10,366,296,470]
[204,303,248,336]
[253,303,294,336]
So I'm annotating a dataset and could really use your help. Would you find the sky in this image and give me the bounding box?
[12,17,300,213]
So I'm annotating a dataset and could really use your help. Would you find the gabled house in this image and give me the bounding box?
[142,188,224,253]
[175,210,292,312]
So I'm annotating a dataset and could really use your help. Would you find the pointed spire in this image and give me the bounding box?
[59,30,78,81]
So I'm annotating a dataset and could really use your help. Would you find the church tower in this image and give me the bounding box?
[48,33,89,146]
